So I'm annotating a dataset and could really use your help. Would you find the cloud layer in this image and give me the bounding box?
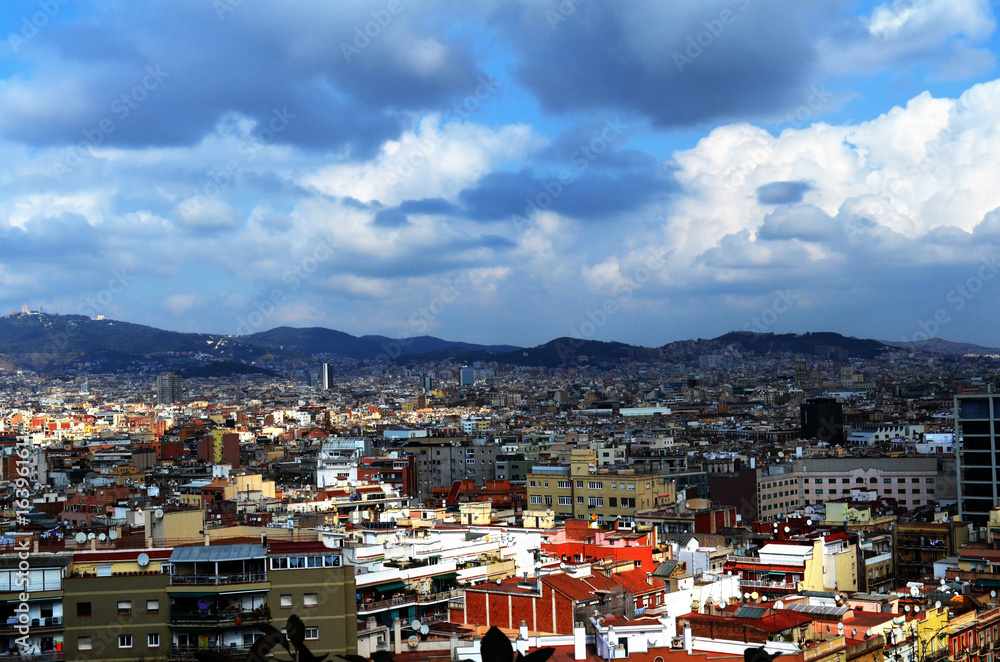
[2,0,1000,346]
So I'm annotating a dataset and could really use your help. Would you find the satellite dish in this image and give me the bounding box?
[991,590,997,598]
[98,533,107,542]
[109,530,119,540]
[87,533,96,540]
[75,532,86,544]
[866,629,874,637]
[806,519,813,526]
[852,629,858,636]
[407,635,419,648]
[935,601,942,609]
[154,509,164,519]
[410,619,421,631]
[420,624,429,635]
[137,553,150,567]
[904,606,911,613]
[941,578,947,585]
[751,592,759,600]
[784,526,790,533]
[546,509,552,515]
[914,606,921,613]
[838,623,844,633]
[775,601,784,609]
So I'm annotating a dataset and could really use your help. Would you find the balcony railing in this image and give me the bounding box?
[170,644,250,660]
[0,652,64,662]
[739,579,798,591]
[170,609,270,625]
[169,573,267,586]
[357,594,418,614]
[417,589,463,604]
[0,616,63,631]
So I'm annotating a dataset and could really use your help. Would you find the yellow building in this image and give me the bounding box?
[526,449,675,524]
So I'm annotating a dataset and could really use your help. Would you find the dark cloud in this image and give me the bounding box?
[489,1,826,128]
[3,1,482,154]
[756,180,814,205]
[372,208,410,228]
[398,198,459,215]
[458,166,675,222]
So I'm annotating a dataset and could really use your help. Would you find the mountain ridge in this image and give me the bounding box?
[2,311,989,373]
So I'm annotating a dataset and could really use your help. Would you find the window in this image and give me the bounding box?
[147,600,159,614]
[529,480,536,487]
[530,495,542,505]
[280,594,293,609]
[911,478,919,483]
[305,627,319,641]
[611,482,617,489]
[870,477,877,483]
[577,481,584,488]
[577,496,584,504]
[148,633,160,648]
[544,495,552,506]
[558,481,571,489]
[96,564,112,577]
[927,478,935,483]
[119,635,133,649]
[304,593,318,607]
[816,478,824,484]
[543,481,549,488]
[78,637,92,651]
[558,496,572,506]
[118,600,132,615]
[609,497,618,507]
[816,489,824,495]
[841,478,849,484]
[77,602,92,617]
[628,483,636,490]
[588,481,603,490]
[588,497,603,507]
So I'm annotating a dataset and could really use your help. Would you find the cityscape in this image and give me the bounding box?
[4,1,1000,662]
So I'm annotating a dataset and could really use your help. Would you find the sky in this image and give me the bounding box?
[3,0,1000,348]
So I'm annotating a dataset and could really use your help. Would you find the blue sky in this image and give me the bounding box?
[3,0,1000,348]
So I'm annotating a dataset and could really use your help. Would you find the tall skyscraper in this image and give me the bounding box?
[322,363,336,390]
[800,397,844,445]
[955,394,999,524]
[156,372,182,405]
[460,365,475,386]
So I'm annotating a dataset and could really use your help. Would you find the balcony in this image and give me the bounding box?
[0,653,64,662]
[357,594,418,615]
[0,616,63,632]
[170,644,251,660]
[417,589,463,605]
[170,607,270,627]
[169,573,267,586]
[738,579,798,593]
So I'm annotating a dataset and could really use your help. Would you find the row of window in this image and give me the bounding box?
[530,480,639,490]
[80,628,320,652]
[530,495,636,507]
[80,594,318,617]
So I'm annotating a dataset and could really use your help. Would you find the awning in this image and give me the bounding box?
[371,580,407,592]
[433,572,458,583]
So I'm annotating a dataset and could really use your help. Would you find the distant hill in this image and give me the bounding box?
[4,312,990,374]
[0,313,521,371]
[881,337,1000,356]
[706,331,895,359]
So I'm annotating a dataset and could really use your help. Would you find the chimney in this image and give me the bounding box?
[393,617,402,655]
[573,622,586,660]
[683,622,693,654]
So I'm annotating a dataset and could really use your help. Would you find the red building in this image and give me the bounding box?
[542,520,656,569]
[357,456,416,496]
[454,572,601,634]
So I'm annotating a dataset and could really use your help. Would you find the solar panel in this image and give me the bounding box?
[785,603,848,616]
[734,606,768,619]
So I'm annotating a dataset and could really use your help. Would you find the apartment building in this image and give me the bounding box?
[3,543,357,662]
[526,450,676,525]
[955,394,1000,524]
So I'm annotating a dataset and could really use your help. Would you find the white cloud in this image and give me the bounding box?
[302,115,545,206]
